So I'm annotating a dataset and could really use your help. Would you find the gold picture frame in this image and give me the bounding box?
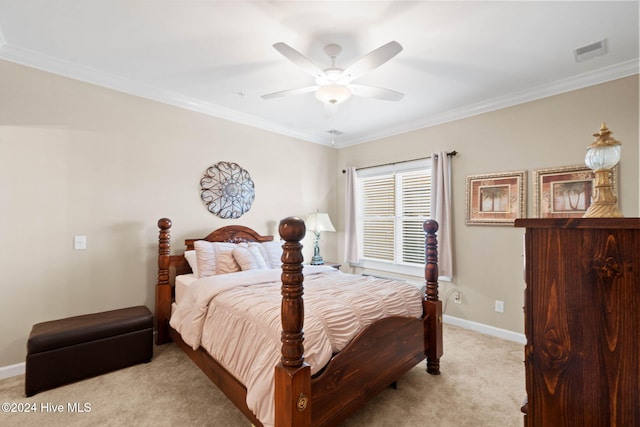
[533,164,618,218]
[466,171,526,225]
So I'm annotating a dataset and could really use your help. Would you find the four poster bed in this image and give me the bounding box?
[155,216,443,427]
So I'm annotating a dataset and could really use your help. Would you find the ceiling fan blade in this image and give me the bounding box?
[261,85,319,100]
[273,42,325,79]
[349,84,404,101]
[341,41,403,82]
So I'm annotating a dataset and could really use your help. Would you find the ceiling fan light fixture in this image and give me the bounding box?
[315,84,352,105]
[264,41,404,105]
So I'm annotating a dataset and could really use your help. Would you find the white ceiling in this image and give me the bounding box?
[0,1,638,148]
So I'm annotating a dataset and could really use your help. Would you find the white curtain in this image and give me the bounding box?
[344,167,359,263]
[431,152,453,279]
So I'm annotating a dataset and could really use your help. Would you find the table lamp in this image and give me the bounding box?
[306,212,335,265]
[583,122,622,218]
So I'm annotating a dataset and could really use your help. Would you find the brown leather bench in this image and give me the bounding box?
[25,306,153,396]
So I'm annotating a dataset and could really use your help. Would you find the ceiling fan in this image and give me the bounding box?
[262,41,404,106]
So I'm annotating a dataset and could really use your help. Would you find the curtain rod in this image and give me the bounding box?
[341,150,457,174]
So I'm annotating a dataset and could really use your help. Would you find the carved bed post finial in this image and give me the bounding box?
[423,220,439,302]
[423,219,443,375]
[158,218,172,284]
[275,217,312,427]
[278,216,306,367]
[156,218,172,345]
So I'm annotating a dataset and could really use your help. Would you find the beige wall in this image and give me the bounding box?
[0,60,337,366]
[336,75,639,335]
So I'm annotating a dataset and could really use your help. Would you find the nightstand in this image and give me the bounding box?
[309,262,341,270]
[322,262,341,270]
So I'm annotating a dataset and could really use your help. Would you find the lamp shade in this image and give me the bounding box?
[585,123,621,170]
[315,84,352,105]
[306,213,336,233]
[585,144,621,170]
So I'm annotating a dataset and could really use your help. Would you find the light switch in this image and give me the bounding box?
[74,235,87,250]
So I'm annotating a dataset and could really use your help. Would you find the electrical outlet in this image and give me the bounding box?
[453,291,462,304]
[495,300,504,313]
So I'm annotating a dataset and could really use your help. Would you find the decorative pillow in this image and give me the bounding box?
[214,243,242,274]
[184,250,199,278]
[194,241,241,277]
[233,245,268,271]
[250,241,283,269]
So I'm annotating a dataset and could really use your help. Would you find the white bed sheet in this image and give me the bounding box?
[175,273,198,305]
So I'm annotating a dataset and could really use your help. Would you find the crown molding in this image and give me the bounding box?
[0,42,320,144]
[1,42,636,149]
[335,59,639,148]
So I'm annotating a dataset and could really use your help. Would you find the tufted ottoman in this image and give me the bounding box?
[25,306,153,397]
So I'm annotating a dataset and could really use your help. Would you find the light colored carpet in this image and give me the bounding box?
[0,324,524,426]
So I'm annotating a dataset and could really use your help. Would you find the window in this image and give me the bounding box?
[356,159,431,273]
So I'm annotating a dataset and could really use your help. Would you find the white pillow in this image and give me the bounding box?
[194,241,241,277]
[184,250,199,277]
[233,245,268,271]
[250,241,283,269]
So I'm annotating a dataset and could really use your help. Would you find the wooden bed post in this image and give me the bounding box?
[275,217,312,427]
[156,218,173,345]
[423,219,443,375]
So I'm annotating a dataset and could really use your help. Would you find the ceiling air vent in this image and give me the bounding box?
[574,39,607,63]
[327,129,343,136]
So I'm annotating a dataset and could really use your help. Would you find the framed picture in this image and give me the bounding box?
[466,171,526,225]
[533,164,618,218]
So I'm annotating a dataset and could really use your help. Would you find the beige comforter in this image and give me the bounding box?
[170,265,423,427]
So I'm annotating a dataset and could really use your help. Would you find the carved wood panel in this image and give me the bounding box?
[517,218,640,426]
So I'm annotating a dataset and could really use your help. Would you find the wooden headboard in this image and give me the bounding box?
[184,224,273,250]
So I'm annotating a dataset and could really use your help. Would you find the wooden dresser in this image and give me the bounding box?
[514,218,640,427]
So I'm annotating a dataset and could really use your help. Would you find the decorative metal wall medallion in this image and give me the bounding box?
[200,162,255,219]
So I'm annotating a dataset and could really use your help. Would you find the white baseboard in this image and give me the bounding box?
[443,314,526,344]
[0,362,25,380]
[0,316,524,380]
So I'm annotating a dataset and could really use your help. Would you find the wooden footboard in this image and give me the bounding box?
[311,316,426,426]
[154,217,442,427]
[274,217,443,426]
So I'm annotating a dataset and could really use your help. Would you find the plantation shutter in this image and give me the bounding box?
[361,174,395,261]
[400,171,431,264]
[358,160,431,267]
